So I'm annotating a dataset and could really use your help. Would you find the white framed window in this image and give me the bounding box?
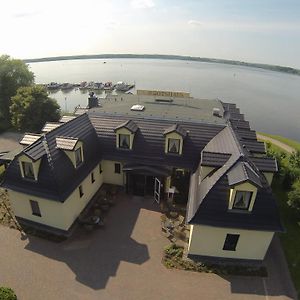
[168,138,180,154]
[75,147,83,168]
[233,191,252,210]
[119,134,130,149]
[22,161,35,180]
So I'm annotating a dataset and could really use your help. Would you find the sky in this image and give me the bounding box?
[1,0,300,68]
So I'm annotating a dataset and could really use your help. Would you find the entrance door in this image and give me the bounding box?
[154,177,161,203]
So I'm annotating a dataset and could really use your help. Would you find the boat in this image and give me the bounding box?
[104,81,113,91]
[47,82,61,90]
[93,82,104,90]
[114,81,135,92]
[86,81,95,89]
[79,81,88,90]
[60,83,74,90]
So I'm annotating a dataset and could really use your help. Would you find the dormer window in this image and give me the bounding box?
[119,134,130,149]
[163,124,187,155]
[18,154,41,181]
[168,138,180,154]
[22,161,35,180]
[233,191,252,210]
[56,137,84,169]
[227,162,262,212]
[114,120,138,150]
[75,147,83,167]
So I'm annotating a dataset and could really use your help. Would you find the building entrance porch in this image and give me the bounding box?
[123,163,171,202]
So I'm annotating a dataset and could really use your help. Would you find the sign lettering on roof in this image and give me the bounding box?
[137,89,190,98]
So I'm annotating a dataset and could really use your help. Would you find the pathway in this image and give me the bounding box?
[257,134,296,154]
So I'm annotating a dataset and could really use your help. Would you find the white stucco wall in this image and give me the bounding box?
[8,163,103,231]
[188,224,274,260]
[102,160,125,186]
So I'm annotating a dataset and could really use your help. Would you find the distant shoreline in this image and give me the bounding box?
[23,54,300,76]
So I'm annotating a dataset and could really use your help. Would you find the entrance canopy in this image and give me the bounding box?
[123,163,171,177]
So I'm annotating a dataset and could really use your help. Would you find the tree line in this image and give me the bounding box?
[23,54,300,76]
[0,55,60,133]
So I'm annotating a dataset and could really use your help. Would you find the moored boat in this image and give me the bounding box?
[47,82,61,90]
[61,83,74,90]
[114,81,135,92]
[104,81,113,91]
[79,81,88,89]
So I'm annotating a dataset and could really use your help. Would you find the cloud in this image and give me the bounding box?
[130,0,155,9]
[188,20,202,26]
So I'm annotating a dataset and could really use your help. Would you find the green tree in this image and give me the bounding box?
[10,85,60,132]
[289,150,300,169]
[0,287,17,300]
[288,179,300,212]
[0,55,34,129]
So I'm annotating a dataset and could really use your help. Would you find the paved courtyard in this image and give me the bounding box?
[0,194,297,300]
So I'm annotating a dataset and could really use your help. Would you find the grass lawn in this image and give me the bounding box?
[272,180,300,296]
[258,132,300,152]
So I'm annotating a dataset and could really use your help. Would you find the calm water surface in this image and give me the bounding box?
[29,59,300,141]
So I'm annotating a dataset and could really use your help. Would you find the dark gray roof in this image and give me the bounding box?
[237,129,257,140]
[56,137,79,151]
[250,157,278,172]
[186,102,282,232]
[188,174,283,232]
[227,161,262,188]
[230,119,250,130]
[114,119,139,133]
[163,124,187,137]
[89,113,224,171]
[201,152,231,167]
[2,114,99,201]
[242,140,266,154]
[187,127,241,225]
[202,126,241,155]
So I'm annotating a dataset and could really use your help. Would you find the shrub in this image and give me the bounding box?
[0,287,17,300]
[288,180,300,212]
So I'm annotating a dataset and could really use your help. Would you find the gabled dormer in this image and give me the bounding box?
[227,162,262,212]
[56,136,84,168]
[114,120,138,150]
[18,153,41,181]
[163,124,187,155]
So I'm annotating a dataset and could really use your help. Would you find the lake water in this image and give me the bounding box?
[28,59,300,141]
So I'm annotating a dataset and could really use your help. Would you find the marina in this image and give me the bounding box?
[45,81,135,93]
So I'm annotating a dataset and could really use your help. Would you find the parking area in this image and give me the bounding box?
[0,193,297,300]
